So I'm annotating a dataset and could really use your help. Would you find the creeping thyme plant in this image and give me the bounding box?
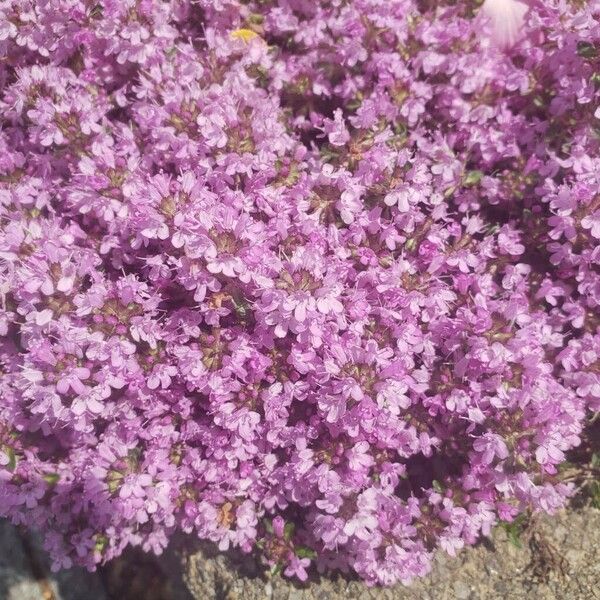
[0,0,599,587]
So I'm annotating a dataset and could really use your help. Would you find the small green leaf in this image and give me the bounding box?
[498,513,528,548]
[393,122,407,136]
[283,522,295,542]
[295,546,317,559]
[532,95,546,108]
[3,447,17,472]
[444,185,457,198]
[507,529,522,548]
[346,98,362,111]
[557,460,575,473]
[270,563,283,577]
[432,480,443,493]
[405,238,416,251]
[94,534,109,554]
[577,42,598,59]
[588,480,600,509]
[89,3,103,19]
[43,473,60,486]
[107,469,124,494]
[463,170,484,187]
[232,298,249,319]
[247,13,264,25]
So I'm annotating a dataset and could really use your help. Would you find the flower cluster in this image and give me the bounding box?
[1,0,599,587]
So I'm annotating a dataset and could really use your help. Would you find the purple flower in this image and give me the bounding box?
[0,0,597,585]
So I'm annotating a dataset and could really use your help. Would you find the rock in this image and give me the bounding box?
[0,522,109,600]
[22,530,108,600]
[0,521,42,600]
[453,581,471,599]
[99,544,193,600]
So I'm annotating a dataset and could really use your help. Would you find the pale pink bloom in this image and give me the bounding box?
[481,0,530,49]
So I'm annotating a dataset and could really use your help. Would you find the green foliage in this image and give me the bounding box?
[295,546,317,559]
[94,534,109,554]
[283,522,295,542]
[498,513,529,548]
[43,472,60,486]
[463,170,484,187]
[2,446,17,472]
[577,41,598,59]
[588,479,600,509]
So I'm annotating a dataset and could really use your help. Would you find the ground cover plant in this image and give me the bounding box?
[0,0,599,587]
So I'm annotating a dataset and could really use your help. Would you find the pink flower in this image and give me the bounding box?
[323,109,351,147]
[119,474,153,499]
[318,395,347,424]
[56,367,91,396]
[581,212,600,239]
[284,555,310,581]
[473,434,509,465]
[480,0,531,49]
[0,0,596,584]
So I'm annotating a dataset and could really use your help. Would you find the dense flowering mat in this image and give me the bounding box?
[0,0,599,587]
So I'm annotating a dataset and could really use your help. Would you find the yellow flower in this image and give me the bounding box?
[230,28,262,44]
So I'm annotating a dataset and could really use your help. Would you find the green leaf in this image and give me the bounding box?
[405,238,416,251]
[270,563,283,577]
[557,460,575,473]
[295,546,317,560]
[432,480,443,493]
[107,469,124,494]
[577,42,598,59]
[498,513,528,548]
[393,122,407,136]
[283,522,295,542]
[43,473,60,486]
[532,95,546,108]
[346,98,362,111]
[247,13,264,25]
[463,170,484,187]
[506,530,521,548]
[443,184,458,199]
[232,298,250,319]
[94,534,109,554]
[588,480,600,510]
[89,4,104,19]
[3,447,17,472]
